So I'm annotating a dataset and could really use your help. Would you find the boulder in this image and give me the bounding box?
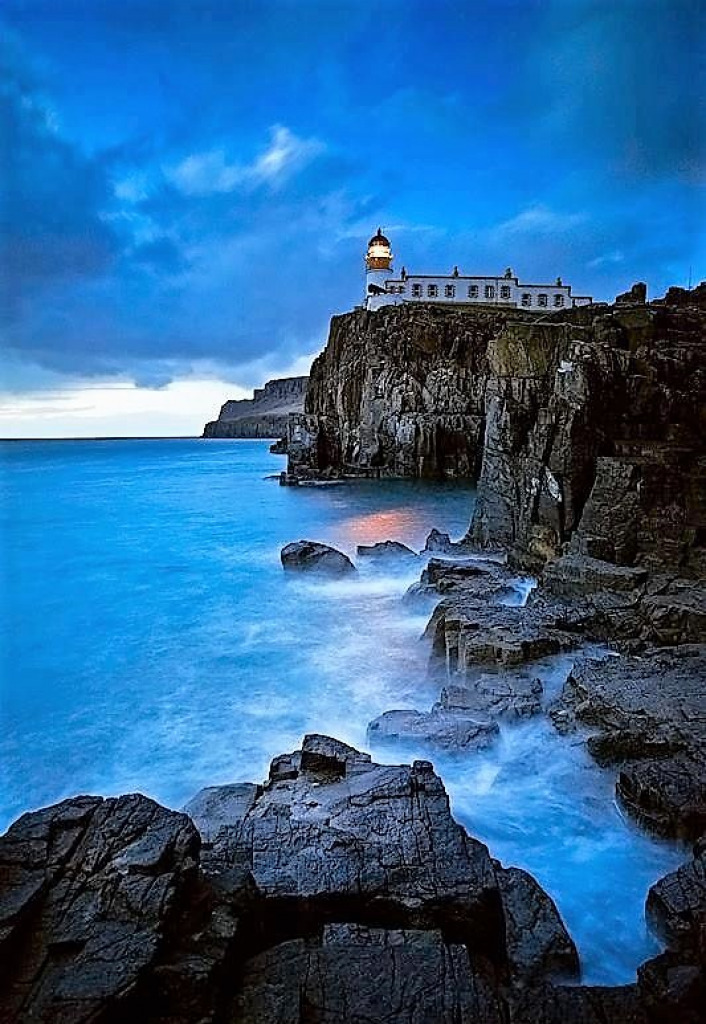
[367,707,500,752]
[496,865,579,982]
[356,539,419,561]
[281,539,356,575]
[0,794,199,1023]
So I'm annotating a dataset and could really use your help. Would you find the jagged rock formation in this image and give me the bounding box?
[0,734,602,1024]
[2,733,701,1023]
[468,297,706,572]
[286,304,498,480]
[203,375,307,438]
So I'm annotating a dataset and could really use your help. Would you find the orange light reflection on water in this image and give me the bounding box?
[332,508,421,548]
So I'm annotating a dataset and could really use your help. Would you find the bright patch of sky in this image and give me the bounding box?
[1,0,704,436]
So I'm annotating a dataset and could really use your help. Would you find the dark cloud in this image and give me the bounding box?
[0,36,119,315]
[0,0,703,397]
[526,0,706,184]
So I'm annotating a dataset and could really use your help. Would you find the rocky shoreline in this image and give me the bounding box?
[2,285,704,1021]
[1,534,704,1022]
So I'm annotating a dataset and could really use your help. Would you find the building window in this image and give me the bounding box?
[445,284,455,298]
[398,285,406,294]
[553,293,564,307]
[485,285,495,299]
[538,293,548,307]
[412,283,422,297]
[521,293,532,307]
[427,284,438,297]
[468,284,479,298]
[500,285,511,299]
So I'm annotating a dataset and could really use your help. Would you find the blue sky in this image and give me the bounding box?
[1,0,704,435]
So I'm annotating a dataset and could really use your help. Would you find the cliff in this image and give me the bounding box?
[286,291,706,573]
[468,299,706,572]
[287,304,500,479]
[203,375,307,438]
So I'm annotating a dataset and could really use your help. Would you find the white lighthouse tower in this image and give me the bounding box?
[365,228,393,310]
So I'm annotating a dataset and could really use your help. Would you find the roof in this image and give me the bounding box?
[368,228,391,248]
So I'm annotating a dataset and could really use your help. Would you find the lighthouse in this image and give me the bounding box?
[365,228,393,309]
[362,227,593,311]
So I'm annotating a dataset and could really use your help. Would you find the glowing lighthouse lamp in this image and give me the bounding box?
[365,228,393,308]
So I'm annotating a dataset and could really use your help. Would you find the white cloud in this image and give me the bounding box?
[493,204,587,238]
[0,378,252,438]
[168,125,325,196]
[587,249,625,268]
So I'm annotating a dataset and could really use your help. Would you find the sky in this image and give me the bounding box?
[1,0,704,437]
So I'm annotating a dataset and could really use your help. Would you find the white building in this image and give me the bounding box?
[364,229,592,312]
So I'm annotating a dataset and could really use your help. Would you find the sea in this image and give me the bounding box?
[0,437,685,985]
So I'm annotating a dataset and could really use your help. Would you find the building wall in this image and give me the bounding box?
[366,271,591,311]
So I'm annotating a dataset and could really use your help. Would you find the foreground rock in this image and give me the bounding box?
[0,794,199,1022]
[281,539,356,575]
[1,735,588,1023]
[231,925,506,1024]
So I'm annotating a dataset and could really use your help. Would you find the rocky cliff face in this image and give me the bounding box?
[286,305,500,479]
[286,293,706,574]
[469,301,706,572]
[203,375,307,438]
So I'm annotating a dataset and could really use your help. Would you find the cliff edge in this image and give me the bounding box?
[285,288,706,573]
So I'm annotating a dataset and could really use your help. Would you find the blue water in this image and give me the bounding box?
[0,438,684,985]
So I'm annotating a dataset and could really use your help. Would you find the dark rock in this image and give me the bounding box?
[511,981,649,1024]
[617,757,706,841]
[551,646,706,838]
[281,539,356,575]
[0,794,199,1023]
[496,865,579,982]
[183,782,261,842]
[637,949,706,1024]
[196,734,578,989]
[543,554,649,596]
[229,925,506,1024]
[428,599,577,674]
[367,707,500,752]
[616,282,648,305]
[356,539,418,560]
[405,555,521,605]
[422,527,475,555]
[203,376,307,438]
[646,847,706,955]
[441,673,544,720]
[205,734,501,939]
